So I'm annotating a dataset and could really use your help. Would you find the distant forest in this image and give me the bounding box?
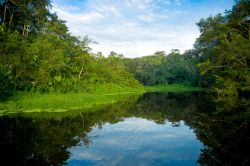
[0,0,249,100]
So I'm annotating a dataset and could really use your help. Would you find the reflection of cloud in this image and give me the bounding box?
[71,151,103,161]
[67,118,203,165]
[52,0,234,57]
[89,118,196,147]
[138,150,158,158]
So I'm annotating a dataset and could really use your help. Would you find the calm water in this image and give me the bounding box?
[0,92,249,166]
[68,119,202,166]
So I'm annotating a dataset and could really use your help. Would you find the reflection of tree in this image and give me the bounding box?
[0,92,249,165]
[126,92,250,165]
[0,117,72,165]
[0,95,140,165]
[126,92,209,124]
[189,113,250,165]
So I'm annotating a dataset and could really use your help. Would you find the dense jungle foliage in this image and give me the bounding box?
[0,0,249,103]
[123,0,250,100]
[0,0,142,100]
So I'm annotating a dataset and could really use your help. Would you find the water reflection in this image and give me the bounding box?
[68,118,202,166]
[0,92,249,165]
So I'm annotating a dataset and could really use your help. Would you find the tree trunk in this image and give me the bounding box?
[78,60,84,79]
[3,5,7,23]
[9,12,14,26]
[22,24,26,36]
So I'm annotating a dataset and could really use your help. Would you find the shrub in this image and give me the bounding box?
[0,66,14,100]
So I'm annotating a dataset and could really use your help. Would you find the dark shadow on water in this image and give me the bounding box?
[0,92,249,165]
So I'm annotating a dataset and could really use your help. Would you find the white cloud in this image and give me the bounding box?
[52,0,233,57]
[52,5,104,24]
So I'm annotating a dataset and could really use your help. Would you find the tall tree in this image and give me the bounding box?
[195,0,250,97]
[0,0,51,36]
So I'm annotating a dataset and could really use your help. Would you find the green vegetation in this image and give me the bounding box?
[1,92,249,165]
[195,0,250,98]
[123,50,202,86]
[0,0,141,98]
[0,83,144,113]
[0,0,249,113]
[0,1,249,165]
[0,65,14,100]
[0,92,131,113]
[145,84,205,92]
[0,83,205,114]
[123,0,250,107]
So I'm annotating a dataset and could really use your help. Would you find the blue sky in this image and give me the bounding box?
[52,0,235,57]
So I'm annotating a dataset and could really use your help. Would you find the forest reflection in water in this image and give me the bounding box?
[0,92,249,165]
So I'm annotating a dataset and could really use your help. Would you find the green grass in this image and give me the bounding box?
[0,83,145,114]
[0,92,143,114]
[144,84,205,92]
[0,83,204,115]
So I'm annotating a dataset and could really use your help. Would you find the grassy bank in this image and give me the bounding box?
[0,83,144,114]
[0,84,204,115]
[145,84,205,92]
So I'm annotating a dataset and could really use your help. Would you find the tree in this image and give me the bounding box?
[0,0,51,36]
[0,65,14,100]
[195,0,250,97]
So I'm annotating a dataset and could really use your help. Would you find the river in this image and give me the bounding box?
[0,92,249,165]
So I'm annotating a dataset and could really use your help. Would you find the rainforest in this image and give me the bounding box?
[0,0,249,165]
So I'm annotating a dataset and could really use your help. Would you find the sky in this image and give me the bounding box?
[52,0,235,57]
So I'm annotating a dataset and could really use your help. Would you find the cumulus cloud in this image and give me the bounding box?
[52,0,235,57]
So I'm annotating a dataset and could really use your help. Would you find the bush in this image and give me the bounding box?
[0,66,14,100]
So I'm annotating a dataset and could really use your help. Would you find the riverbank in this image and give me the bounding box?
[0,84,204,114]
[145,84,205,92]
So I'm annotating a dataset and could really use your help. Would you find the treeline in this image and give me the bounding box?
[123,0,250,99]
[123,50,204,86]
[195,0,250,98]
[0,0,141,100]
